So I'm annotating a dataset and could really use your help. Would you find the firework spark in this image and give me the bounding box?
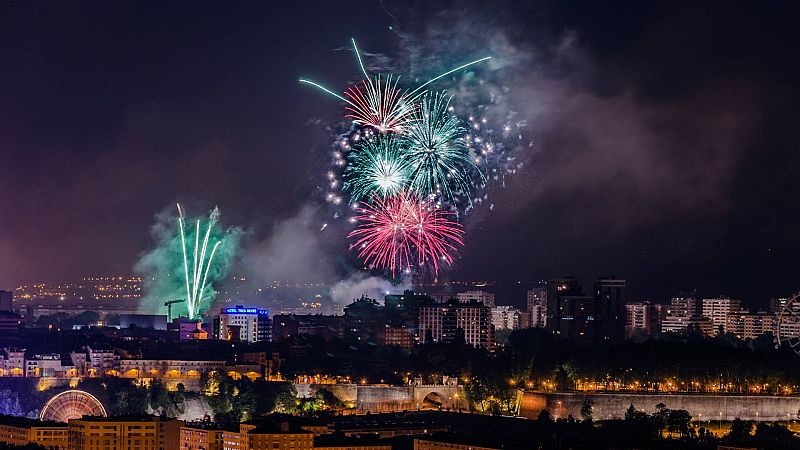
[299,39,491,134]
[177,203,222,320]
[348,192,463,276]
[402,92,484,204]
[344,134,411,201]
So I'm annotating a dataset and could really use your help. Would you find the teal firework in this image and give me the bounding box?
[344,134,411,201]
[402,92,483,203]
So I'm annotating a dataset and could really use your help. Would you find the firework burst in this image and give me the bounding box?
[348,192,463,276]
[344,134,411,201]
[177,203,222,320]
[344,74,414,133]
[402,92,484,204]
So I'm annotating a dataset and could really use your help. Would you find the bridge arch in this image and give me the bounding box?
[40,390,107,422]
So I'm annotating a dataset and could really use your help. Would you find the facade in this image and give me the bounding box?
[419,300,494,350]
[68,416,182,450]
[702,297,743,334]
[556,296,595,342]
[180,425,225,450]
[594,278,626,343]
[490,306,522,331]
[0,415,68,450]
[119,359,224,379]
[526,288,547,328]
[545,278,582,337]
[239,422,314,450]
[214,306,271,343]
[456,290,495,307]
[625,302,664,337]
[380,323,416,349]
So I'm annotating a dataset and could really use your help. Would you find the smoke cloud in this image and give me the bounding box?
[135,205,243,318]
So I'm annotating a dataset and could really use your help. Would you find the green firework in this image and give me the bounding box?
[135,204,242,320]
[344,134,411,201]
[402,92,484,203]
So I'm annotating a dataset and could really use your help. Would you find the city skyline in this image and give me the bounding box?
[1,1,799,303]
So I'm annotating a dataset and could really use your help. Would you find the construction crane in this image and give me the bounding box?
[164,299,185,321]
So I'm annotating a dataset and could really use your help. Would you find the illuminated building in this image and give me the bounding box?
[526,287,547,328]
[380,323,415,349]
[702,297,742,335]
[0,348,25,377]
[0,415,68,449]
[625,302,665,337]
[180,425,226,450]
[239,421,313,450]
[119,359,225,379]
[456,290,495,307]
[490,306,522,330]
[418,299,494,350]
[214,306,271,342]
[68,416,182,450]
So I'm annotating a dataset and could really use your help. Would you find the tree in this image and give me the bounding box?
[724,418,753,445]
[666,409,692,438]
[580,398,594,422]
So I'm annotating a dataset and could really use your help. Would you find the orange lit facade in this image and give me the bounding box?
[68,416,182,450]
[414,438,498,450]
[0,418,68,450]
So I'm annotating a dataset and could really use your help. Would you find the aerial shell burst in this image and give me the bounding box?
[344,134,411,201]
[348,192,463,276]
[344,74,415,134]
[402,91,484,204]
[300,38,493,279]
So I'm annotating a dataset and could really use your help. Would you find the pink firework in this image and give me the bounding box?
[348,192,463,276]
[344,74,414,134]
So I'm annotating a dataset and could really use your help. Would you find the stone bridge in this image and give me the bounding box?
[295,377,466,413]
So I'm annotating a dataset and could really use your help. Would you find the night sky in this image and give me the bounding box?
[2,1,799,306]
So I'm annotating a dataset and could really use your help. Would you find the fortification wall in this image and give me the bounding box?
[519,392,800,422]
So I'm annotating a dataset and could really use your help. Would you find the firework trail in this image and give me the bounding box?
[344,134,411,201]
[299,38,490,135]
[402,91,484,205]
[348,192,463,276]
[177,203,222,320]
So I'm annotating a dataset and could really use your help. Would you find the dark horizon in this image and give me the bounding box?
[2,1,799,305]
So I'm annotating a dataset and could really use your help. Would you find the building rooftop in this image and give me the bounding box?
[0,414,66,429]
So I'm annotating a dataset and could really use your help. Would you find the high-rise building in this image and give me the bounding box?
[214,306,271,342]
[419,299,494,350]
[625,302,664,337]
[702,297,742,335]
[594,278,626,343]
[526,288,547,328]
[456,290,495,307]
[545,278,582,336]
[491,306,522,331]
[726,311,778,339]
[660,296,700,334]
[556,296,596,342]
[342,296,383,345]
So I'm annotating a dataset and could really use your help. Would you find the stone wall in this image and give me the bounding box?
[293,383,465,413]
[519,392,800,422]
